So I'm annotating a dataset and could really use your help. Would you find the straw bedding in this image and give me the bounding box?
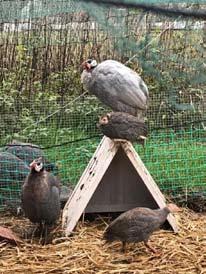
[0,209,206,274]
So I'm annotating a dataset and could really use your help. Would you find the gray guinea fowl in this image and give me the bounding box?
[103,204,180,253]
[81,59,149,121]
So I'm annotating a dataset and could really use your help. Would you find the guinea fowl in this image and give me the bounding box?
[5,140,58,174]
[98,112,148,146]
[103,204,180,253]
[21,157,61,241]
[81,59,149,121]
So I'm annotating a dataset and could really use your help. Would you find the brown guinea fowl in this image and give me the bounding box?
[103,204,180,253]
[21,157,61,241]
[98,112,148,146]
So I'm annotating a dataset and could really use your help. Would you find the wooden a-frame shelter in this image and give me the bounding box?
[62,136,178,236]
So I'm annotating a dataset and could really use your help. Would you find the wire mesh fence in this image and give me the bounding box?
[0,0,206,210]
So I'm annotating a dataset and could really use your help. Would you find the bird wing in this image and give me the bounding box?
[110,112,148,136]
[91,60,149,110]
[123,207,161,225]
[46,172,61,190]
[107,207,162,238]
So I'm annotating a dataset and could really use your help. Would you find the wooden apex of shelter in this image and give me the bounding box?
[62,136,178,236]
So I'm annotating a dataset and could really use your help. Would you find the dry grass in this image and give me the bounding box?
[0,209,206,274]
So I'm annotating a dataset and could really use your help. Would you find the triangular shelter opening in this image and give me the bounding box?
[86,147,158,213]
[63,137,178,236]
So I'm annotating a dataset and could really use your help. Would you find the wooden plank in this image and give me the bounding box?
[62,136,120,236]
[121,141,179,232]
[63,137,178,235]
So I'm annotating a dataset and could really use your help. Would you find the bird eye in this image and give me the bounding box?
[87,60,92,64]
[36,162,41,166]
[102,117,107,123]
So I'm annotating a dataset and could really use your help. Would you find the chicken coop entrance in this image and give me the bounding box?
[63,137,178,236]
[85,147,157,213]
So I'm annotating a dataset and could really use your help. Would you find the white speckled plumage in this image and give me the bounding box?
[81,60,149,119]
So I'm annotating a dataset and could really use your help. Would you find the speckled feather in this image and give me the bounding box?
[22,169,61,225]
[98,112,148,142]
[81,60,149,117]
[104,207,170,244]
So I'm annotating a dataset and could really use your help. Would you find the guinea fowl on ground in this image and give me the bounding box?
[98,112,148,146]
[21,157,61,242]
[81,59,149,121]
[103,204,181,253]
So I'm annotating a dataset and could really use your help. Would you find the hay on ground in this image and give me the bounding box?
[0,209,206,274]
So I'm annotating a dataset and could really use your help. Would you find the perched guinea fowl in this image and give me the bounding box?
[81,59,149,121]
[5,140,58,174]
[98,112,148,145]
[21,157,61,241]
[104,204,180,253]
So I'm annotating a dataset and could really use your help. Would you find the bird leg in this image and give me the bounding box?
[144,241,157,253]
[43,224,48,245]
[39,223,49,245]
[121,241,127,252]
[24,224,39,240]
[37,222,44,243]
[39,222,44,235]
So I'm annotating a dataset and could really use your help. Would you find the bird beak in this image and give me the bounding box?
[81,61,91,71]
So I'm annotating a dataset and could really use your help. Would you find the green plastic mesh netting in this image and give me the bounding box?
[0,0,206,210]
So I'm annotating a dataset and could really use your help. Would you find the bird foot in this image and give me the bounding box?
[153,251,162,257]
[121,241,127,253]
[121,247,126,253]
[144,242,158,254]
